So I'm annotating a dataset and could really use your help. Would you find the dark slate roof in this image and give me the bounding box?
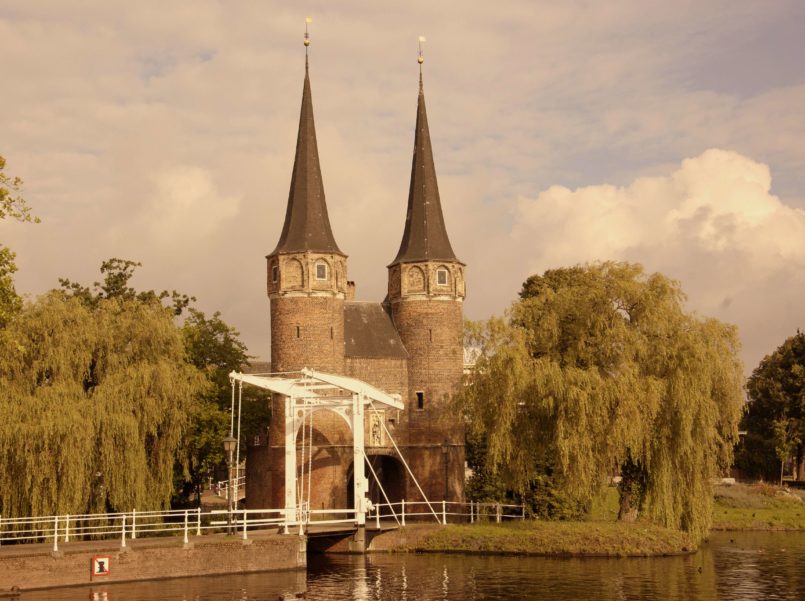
[344,302,408,359]
[271,60,343,256]
[390,74,459,266]
[245,360,272,374]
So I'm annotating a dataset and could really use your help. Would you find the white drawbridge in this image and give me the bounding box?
[228,368,441,531]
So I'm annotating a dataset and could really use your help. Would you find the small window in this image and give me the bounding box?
[271,264,279,283]
[296,325,301,338]
[316,262,328,280]
[416,391,424,410]
[437,268,449,286]
[330,326,334,340]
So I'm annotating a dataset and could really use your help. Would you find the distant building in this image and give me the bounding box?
[246,55,466,510]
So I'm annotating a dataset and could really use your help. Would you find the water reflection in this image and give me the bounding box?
[18,531,805,600]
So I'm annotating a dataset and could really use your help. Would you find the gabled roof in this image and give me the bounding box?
[389,74,459,266]
[271,59,343,256]
[344,302,408,359]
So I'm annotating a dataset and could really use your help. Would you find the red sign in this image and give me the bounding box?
[91,556,111,577]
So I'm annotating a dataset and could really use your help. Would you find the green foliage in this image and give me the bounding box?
[59,259,268,505]
[460,262,745,541]
[180,308,270,503]
[0,293,207,518]
[0,246,22,327]
[0,154,38,327]
[0,155,39,223]
[738,331,805,482]
[59,258,195,316]
[59,258,196,315]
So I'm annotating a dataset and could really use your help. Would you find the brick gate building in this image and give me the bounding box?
[246,50,465,512]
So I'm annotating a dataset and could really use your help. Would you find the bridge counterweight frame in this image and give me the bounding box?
[229,368,406,530]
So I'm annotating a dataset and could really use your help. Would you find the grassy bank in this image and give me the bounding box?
[712,482,805,530]
[370,520,695,557]
[368,483,805,558]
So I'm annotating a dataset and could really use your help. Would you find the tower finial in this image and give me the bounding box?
[304,17,312,67]
[417,36,426,90]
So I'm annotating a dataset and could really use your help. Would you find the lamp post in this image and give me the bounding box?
[223,435,237,534]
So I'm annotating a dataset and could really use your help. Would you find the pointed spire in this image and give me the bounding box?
[390,49,459,266]
[271,33,343,256]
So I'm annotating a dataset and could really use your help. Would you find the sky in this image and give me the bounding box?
[1,1,804,371]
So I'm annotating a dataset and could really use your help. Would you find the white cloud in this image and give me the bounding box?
[2,0,804,368]
[510,149,805,368]
[139,166,240,246]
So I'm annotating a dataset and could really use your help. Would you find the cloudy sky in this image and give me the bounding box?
[2,1,804,371]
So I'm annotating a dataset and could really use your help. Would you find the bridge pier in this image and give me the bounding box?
[349,526,366,553]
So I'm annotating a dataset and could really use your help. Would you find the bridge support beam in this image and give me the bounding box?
[352,392,368,528]
[284,397,297,530]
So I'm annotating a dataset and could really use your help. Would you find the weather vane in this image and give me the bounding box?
[304,17,312,53]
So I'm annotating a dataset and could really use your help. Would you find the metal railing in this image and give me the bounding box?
[0,500,525,550]
[215,475,246,498]
[368,500,526,527]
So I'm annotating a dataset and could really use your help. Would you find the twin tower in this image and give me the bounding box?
[247,52,466,510]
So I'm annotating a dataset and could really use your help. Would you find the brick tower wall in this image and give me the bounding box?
[269,296,345,374]
[391,298,466,503]
[256,295,350,509]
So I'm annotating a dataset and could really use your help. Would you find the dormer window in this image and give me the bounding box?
[437,268,449,286]
[315,262,328,280]
[271,264,279,283]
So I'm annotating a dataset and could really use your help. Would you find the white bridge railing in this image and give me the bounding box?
[369,500,526,527]
[215,475,246,498]
[0,501,525,550]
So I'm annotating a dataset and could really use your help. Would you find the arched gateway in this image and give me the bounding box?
[230,368,437,529]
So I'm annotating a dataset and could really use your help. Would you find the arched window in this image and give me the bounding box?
[315,261,329,281]
[436,267,449,286]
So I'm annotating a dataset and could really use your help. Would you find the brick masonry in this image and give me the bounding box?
[249,71,467,514]
[0,534,305,592]
[246,253,467,510]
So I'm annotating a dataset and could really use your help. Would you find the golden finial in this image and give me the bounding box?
[417,36,426,64]
[304,17,312,47]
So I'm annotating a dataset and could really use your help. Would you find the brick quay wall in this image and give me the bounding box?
[0,532,305,592]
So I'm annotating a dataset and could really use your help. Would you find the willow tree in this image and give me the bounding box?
[461,262,744,540]
[0,292,207,518]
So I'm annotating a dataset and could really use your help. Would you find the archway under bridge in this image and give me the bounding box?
[228,368,441,531]
[346,454,406,514]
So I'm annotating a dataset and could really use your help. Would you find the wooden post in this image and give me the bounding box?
[196,507,202,536]
[242,510,248,540]
[442,500,447,525]
[121,514,126,548]
[496,503,501,524]
[131,509,137,540]
[401,499,406,527]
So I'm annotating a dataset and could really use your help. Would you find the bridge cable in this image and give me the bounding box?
[368,401,442,525]
[361,449,401,525]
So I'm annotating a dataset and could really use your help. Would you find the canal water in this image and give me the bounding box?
[21,531,805,600]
